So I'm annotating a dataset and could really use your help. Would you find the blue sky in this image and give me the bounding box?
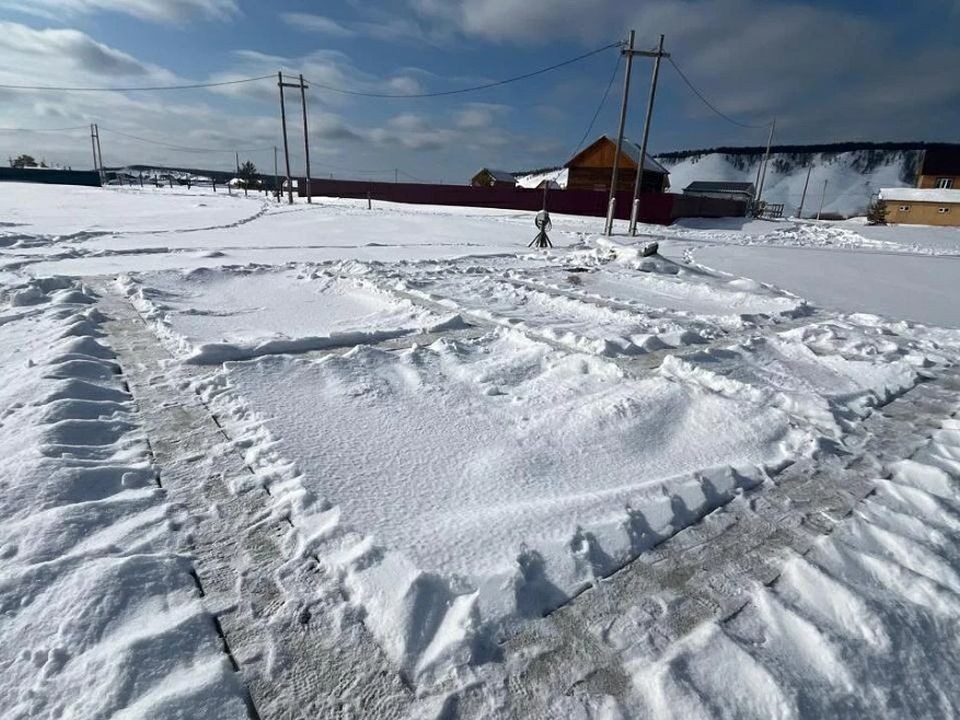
[0,0,957,181]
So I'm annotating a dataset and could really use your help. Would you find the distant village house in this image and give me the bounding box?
[879,188,960,227]
[879,146,960,226]
[471,168,516,188]
[565,135,669,193]
[916,147,960,190]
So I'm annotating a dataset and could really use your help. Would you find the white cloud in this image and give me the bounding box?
[0,22,528,180]
[454,102,509,130]
[411,0,960,144]
[0,22,170,80]
[386,76,424,95]
[4,0,239,24]
[280,12,355,37]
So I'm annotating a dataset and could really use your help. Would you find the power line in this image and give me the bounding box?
[398,170,430,182]
[0,74,275,93]
[98,126,273,154]
[303,41,622,99]
[0,125,90,133]
[570,52,622,158]
[667,57,770,130]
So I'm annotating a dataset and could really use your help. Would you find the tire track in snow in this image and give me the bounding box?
[460,367,960,717]
[369,267,830,375]
[98,290,413,719]
[0,279,252,719]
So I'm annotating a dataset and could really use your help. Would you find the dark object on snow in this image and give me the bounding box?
[866,198,888,225]
[683,181,756,204]
[530,210,553,248]
[641,241,659,256]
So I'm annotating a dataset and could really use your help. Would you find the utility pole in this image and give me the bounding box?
[235,151,240,174]
[395,168,399,184]
[299,74,312,204]
[755,118,776,211]
[797,165,812,219]
[278,71,294,204]
[629,34,669,236]
[273,146,279,203]
[816,179,828,221]
[604,30,636,236]
[94,124,104,185]
[90,124,99,178]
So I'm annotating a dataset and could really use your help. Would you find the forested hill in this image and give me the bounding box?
[655,142,960,217]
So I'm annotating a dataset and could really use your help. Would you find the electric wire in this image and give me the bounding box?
[0,74,275,93]
[98,126,273,154]
[667,57,770,130]
[569,51,622,157]
[0,125,90,132]
[303,41,622,98]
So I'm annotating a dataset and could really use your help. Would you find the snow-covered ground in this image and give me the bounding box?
[2,182,960,718]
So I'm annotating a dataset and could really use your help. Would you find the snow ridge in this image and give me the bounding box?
[0,277,248,718]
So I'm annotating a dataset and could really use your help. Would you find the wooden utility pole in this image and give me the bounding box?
[604,30,636,236]
[278,71,294,204]
[235,151,240,174]
[90,124,99,178]
[395,168,399,184]
[629,34,669,236]
[94,124,104,184]
[797,165,812,219]
[755,118,776,210]
[816,179,828,221]
[273,146,279,203]
[299,74,312,204]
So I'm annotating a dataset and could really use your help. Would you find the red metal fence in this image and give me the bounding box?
[299,178,745,225]
[0,167,101,187]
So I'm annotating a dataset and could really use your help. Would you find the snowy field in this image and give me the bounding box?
[2,183,960,718]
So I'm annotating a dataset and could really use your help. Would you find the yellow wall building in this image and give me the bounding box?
[879,187,960,227]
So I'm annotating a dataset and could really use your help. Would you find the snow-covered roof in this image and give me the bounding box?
[476,168,516,183]
[567,135,669,174]
[879,187,960,204]
[684,181,755,193]
[516,168,568,189]
[618,137,670,175]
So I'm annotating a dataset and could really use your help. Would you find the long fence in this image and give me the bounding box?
[0,167,101,187]
[300,178,745,225]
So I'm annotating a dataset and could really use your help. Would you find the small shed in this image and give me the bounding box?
[471,168,516,188]
[565,135,669,193]
[683,181,756,203]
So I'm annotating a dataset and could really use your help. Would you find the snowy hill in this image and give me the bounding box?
[656,144,934,218]
[517,142,959,218]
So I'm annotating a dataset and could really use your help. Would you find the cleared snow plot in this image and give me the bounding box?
[203,329,809,677]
